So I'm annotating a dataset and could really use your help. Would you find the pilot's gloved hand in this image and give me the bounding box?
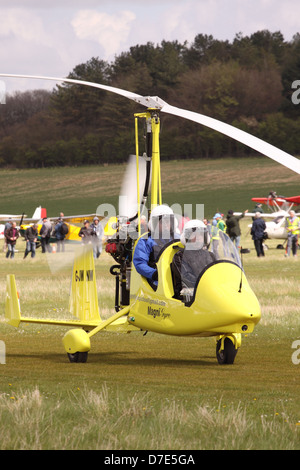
[152,270,158,282]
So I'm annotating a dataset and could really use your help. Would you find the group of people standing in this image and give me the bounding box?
[208,207,266,258]
[4,214,104,260]
[210,204,300,258]
[207,210,249,253]
[4,216,57,259]
[78,217,104,259]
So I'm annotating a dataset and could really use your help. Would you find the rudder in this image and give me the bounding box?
[69,245,101,324]
[5,274,21,327]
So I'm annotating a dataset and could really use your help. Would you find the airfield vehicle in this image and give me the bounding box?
[3,73,300,364]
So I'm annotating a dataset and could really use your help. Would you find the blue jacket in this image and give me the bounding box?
[54,221,65,240]
[133,237,157,280]
[133,235,179,282]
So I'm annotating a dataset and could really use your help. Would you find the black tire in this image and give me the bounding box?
[216,338,238,365]
[67,351,88,363]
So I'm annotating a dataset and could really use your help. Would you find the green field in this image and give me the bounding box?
[1,156,300,218]
[0,158,300,450]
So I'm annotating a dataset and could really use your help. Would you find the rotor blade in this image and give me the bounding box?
[2,73,300,174]
[0,73,165,108]
[160,103,300,175]
[0,73,144,104]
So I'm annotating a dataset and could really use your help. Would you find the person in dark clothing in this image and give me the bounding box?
[172,219,215,300]
[4,218,12,252]
[226,209,248,249]
[251,212,266,257]
[39,217,52,253]
[90,216,104,259]
[6,221,19,258]
[78,220,96,244]
[54,218,67,252]
[24,224,38,258]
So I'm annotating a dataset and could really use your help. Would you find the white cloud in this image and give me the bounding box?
[160,0,219,44]
[1,0,300,94]
[0,8,49,44]
[71,9,136,59]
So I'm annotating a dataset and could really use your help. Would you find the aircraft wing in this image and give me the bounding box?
[233,212,284,218]
[284,196,300,205]
[233,212,256,217]
[251,197,287,207]
[0,214,26,221]
[50,214,104,225]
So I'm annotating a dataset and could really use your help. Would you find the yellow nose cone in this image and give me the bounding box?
[194,262,261,334]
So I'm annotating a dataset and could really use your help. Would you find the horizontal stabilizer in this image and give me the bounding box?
[5,274,101,328]
[5,256,139,333]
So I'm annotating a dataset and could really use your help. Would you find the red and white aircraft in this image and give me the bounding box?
[252,192,300,212]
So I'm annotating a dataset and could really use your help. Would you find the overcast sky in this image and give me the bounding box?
[1,0,300,94]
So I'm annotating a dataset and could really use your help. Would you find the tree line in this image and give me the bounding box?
[1,30,300,168]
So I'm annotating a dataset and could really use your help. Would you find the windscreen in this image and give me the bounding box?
[211,230,242,267]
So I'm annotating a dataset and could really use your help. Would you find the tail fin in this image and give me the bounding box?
[5,274,21,327]
[69,245,101,324]
[32,206,47,220]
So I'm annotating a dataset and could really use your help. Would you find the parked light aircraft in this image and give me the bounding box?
[0,206,43,240]
[0,213,26,221]
[252,193,300,212]
[3,73,300,365]
[234,208,300,243]
[19,209,104,246]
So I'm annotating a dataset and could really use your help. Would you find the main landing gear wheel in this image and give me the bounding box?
[67,351,88,363]
[216,337,238,364]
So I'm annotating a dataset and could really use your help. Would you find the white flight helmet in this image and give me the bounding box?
[149,204,175,237]
[181,219,210,248]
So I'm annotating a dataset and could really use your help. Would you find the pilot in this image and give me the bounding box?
[172,219,216,300]
[133,204,179,289]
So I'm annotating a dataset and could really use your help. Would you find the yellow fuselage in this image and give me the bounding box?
[128,242,261,337]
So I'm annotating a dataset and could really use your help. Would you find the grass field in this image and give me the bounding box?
[0,158,300,450]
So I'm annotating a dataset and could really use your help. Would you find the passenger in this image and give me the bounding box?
[172,219,216,300]
[133,204,179,289]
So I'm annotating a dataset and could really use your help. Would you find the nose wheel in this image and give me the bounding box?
[67,351,88,363]
[216,335,239,364]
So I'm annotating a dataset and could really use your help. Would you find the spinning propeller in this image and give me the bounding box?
[1,73,300,175]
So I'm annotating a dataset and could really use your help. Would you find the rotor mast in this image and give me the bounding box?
[134,109,162,232]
